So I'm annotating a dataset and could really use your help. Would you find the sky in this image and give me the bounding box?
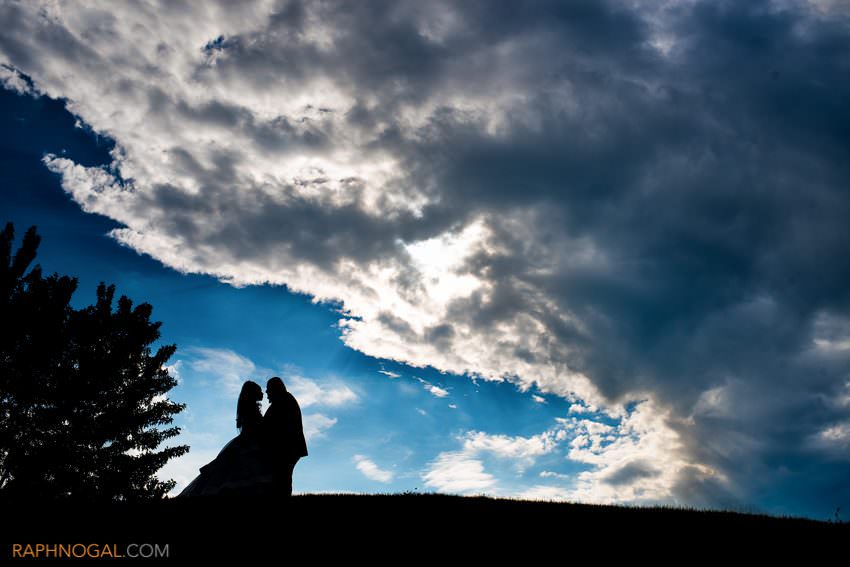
[1,0,849,521]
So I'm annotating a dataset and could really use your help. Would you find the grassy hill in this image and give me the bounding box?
[2,493,847,560]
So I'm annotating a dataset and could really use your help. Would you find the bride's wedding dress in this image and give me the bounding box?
[178,414,273,497]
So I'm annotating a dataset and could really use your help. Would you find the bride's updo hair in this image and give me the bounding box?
[236,380,263,433]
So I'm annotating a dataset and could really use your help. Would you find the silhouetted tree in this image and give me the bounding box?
[0,222,188,500]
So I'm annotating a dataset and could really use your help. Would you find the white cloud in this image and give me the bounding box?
[539,471,571,480]
[560,400,725,505]
[422,452,496,494]
[352,455,394,483]
[185,347,258,395]
[461,430,558,471]
[422,425,565,494]
[285,374,358,408]
[420,403,717,505]
[807,416,850,457]
[532,395,547,404]
[427,385,450,398]
[515,485,572,501]
[5,0,611,418]
[303,413,338,441]
[416,377,450,398]
[819,422,850,444]
[0,64,34,95]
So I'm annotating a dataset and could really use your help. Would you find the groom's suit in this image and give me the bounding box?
[263,391,308,496]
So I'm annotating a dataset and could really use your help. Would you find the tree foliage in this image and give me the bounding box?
[0,222,188,500]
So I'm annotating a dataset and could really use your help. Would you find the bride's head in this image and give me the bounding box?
[236,380,263,431]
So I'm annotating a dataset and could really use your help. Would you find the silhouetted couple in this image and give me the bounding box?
[179,377,308,498]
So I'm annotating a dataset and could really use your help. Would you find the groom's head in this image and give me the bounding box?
[266,376,287,403]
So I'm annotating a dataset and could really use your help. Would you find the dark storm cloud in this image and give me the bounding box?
[604,460,660,487]
[377,0,850,510]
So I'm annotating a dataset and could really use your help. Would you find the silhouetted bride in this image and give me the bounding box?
[178,380,273,497]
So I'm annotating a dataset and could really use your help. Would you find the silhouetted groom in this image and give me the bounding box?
[264,376,308,496]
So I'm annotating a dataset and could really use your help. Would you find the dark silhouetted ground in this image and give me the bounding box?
[1,493,846,560]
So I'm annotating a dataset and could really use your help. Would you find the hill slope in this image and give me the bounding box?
[2,493,846,560]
